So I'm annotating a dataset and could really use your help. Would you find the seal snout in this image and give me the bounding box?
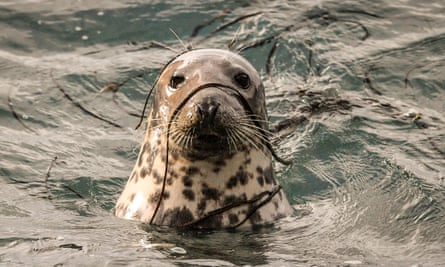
[190,95,228,145]
[170,89,243,158]
[195,100,220,128]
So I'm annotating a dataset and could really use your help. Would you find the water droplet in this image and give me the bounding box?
[22,114,29,120]
[75,26,82,31]
[81,35,89,40]
[97,11,104,16]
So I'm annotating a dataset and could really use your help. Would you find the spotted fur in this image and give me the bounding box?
[115,49,293,228]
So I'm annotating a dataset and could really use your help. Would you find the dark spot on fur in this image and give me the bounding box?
[202,184,221,201]
[214,160,226,167]
[257,176,264,186]
[183,189,195,201]
[170,150,179,161]
[197,199,207,215]
[182,176,192,187]
[140,167,147,178]
[244,158,251,165]
[150,191,161,203]
[152,170,162,184]
[167,177,173,185]
[142,143,150,154]
[129,193,136,202]
[160,149,167,162]
[213,167,221,173]
[223,193,247,205]
[227,168,250,189]
[263,166,276,185]
[137,153,143,167]
[146,151,156,167]
[248,206,262,224]
[163,191,170,200]
[256,166,263,174]
[226,176,238,189]
[186,166,200,176]
[162,207,194,226]
[228,213,239,225]
[239,170,249,185]
[168,168,178,179]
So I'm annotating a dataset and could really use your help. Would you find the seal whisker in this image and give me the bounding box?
[181,129,191,148]
[237,121,273,137]
[170,129,182,145]
[230,128,242,153]
[236,115,271,124]
[185,127,195,151]
[241,126,272,149]
[229,125,262,152]
[233,123,271,152]
[169,28,191,51]
[240,128,264,151]
[236,116,274,134]
[226,128,240,153]
[172,128,189,148]
[235,120,272,140]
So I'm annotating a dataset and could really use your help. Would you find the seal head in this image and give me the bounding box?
[115,49,293,228]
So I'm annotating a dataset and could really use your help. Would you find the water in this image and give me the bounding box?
[1,0,444,266]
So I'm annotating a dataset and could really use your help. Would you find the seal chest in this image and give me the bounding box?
[115,48,293,228]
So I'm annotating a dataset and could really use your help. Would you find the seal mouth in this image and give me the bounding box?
[167,84,268,160]
[171,121,238,159]
[195,133,221,144]
[192,132,227,152]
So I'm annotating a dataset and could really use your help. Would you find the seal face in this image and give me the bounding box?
[115,49,293,228]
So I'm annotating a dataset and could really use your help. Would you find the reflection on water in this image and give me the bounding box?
[0,0,444,266]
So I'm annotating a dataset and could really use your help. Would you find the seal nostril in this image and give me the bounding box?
[208,103,219,123]
[195,104,204,121]
[195,102,220,125]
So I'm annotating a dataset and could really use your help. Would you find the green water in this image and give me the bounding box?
[1,0,444,266]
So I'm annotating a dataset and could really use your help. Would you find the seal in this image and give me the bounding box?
[115,48,293,229]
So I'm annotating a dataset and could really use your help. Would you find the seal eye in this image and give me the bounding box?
[169,75,185,90]
[234,72,250,89]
